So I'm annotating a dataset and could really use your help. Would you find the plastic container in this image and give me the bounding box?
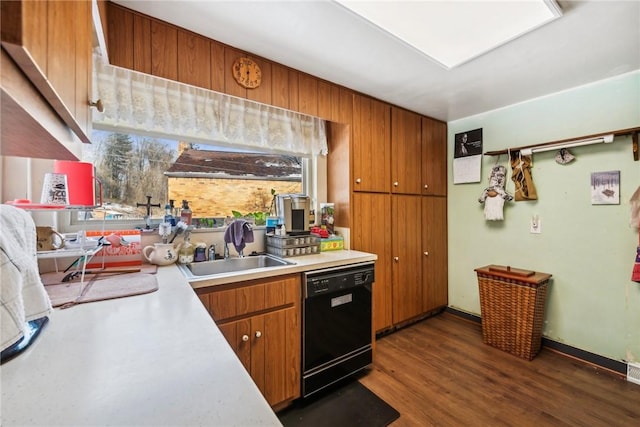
[266,234,319,258]
[53,160,101,207]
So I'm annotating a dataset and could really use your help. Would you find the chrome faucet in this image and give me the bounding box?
[223,242,230,259]
[208,244,217,261]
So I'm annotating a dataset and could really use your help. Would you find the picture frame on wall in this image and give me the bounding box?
[591,170,620,205]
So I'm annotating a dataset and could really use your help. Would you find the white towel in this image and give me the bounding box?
[1,204,52,352]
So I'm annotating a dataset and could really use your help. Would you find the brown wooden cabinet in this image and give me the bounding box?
[391,194,424,324]
[352,192,392,332]
[1,0,92,145]
[422,196,448,312]
[422,117,448,196]
[196,274,301,409]
[391,107,422,195]
[352,94,391,193]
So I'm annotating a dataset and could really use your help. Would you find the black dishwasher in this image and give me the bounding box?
[302,262,374,397]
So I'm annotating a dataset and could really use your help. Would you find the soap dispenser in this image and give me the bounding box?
[180,200,192,225]
[178,233,195,264]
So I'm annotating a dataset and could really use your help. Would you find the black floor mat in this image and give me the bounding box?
[278,379,400,427]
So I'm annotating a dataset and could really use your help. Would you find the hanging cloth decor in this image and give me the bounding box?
[478,164,513,221]
[91,54,327,157]
[630,186,640,228]
[510,152,538,201]
[632,225,640,283]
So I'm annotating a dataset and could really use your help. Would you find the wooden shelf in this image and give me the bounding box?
[484,127,640,160]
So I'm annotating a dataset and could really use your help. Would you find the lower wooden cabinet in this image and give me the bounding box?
[196,274,301,409]
[352,193,448,333]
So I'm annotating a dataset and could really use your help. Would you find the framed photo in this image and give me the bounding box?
[591,170,620,205]
[454,128,483,159]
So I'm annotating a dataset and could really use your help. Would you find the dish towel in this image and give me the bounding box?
[0,204,53,352]
[223,219,255,254]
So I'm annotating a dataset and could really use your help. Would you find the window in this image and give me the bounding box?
[75,129,305,227]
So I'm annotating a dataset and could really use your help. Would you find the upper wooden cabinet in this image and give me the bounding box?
[352,94,391,193]
[422,117,448,196]
[1,0,92,145]
[391,107,422,195]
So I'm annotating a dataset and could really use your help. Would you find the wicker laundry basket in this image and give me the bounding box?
[475,265,552,360]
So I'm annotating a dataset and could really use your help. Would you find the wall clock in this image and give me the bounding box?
[232,57,262,89]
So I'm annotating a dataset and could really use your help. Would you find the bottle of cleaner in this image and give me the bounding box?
[180,200,192,225]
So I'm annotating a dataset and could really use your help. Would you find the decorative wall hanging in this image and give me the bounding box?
[510,152,538,201]
[453,128,483,184]
[630,186,640,227]
[478,165,513,221]
[632,234,640,283]
[590,170,620,205]
[554,148,575,164]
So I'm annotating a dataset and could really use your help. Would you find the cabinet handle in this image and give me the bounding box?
[393,181,399,187]
[424,184,429,189]
[394,257,399,262]
[242,335,249,342]
[255,331,262,338]
[356,178,362,184]
[424,251,429,256]
[88,99,104,112]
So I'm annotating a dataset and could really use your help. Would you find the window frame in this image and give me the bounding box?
[67,129,315,232]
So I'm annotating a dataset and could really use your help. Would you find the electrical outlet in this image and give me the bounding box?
[530,215,542,234]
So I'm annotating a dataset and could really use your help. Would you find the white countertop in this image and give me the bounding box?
[1,250,376,426]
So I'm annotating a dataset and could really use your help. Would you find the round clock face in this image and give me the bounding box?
[233,57,262,89]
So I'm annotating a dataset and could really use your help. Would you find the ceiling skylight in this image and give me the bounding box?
[335,0,562,69]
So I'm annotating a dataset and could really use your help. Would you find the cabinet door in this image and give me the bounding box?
[422,117,448,196]
[1,0,91,143]
[352,94,391,193]
[352,192,392,332]
[391,107,422,195]
[260,306,300,407]
[392,195,423,324]
[422,196,448,312]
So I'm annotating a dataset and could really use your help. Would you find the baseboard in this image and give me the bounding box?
[444,307,627,378]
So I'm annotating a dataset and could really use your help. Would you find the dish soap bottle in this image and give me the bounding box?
[180,200,192,225]
[178,233,195,264]
[164,203,175,226]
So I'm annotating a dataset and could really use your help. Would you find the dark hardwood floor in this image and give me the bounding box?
[359,312,640,427]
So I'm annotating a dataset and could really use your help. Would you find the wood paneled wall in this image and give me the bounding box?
[105,2,353,125]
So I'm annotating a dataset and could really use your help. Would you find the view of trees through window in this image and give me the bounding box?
[81,131,303,225]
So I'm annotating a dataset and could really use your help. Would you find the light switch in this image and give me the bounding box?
[530,215,542,234]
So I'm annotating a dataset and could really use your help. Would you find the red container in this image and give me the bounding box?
[53,160,102,207]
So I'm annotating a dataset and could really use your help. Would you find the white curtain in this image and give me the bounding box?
[92,55,328,156]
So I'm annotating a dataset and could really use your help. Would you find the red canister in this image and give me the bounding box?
[53,160,102,207]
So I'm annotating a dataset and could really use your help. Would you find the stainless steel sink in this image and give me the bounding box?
[179,254,294,278]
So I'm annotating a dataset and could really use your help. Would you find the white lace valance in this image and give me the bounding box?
[92,55,327,156]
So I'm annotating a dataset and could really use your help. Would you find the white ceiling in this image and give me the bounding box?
[112,0,640,123]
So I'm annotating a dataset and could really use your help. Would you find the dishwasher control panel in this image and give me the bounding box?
[304,262,375,297]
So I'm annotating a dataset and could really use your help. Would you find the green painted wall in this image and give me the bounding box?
[447,71,640,363]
